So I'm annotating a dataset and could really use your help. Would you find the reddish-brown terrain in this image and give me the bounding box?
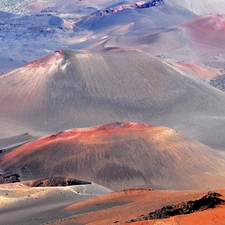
[35,188,225,225]
[1,122,225,191]
[1,179,225,225]
[1,1,225,225]
[173,62,217,80]
[178,14,225,53]
[2,184,225,225]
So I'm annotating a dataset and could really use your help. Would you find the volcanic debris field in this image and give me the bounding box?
[1,0,225,225]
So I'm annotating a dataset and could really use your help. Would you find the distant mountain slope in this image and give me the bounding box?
[1,122,225,190]
[0,0,197,70]
[74,0,196,35]
[178,14,225,50]
[169,0,225,15]
[101,14,225,57]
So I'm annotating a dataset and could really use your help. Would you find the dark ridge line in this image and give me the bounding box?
[0,173,20,183]
[96,0,164,16]
[74,0,164,21]
[127,191,225,223]
[0,176,92,187]
[31,177,91,187]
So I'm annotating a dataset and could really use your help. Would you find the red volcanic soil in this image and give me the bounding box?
[1,122,225,190]
[173,62,217,80]
[1,184,224,225]
[1,50,64,78]
[178,14,225,52]
[48,189,225,225]
[0,122,151,165]
[128,205,225,225]
[29,50,64,68]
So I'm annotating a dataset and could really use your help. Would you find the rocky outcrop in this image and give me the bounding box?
[30,177,91,187]
[210,74,225,91]
[128,192,225,222]
[95,0,164,16]
[0,173,20,183]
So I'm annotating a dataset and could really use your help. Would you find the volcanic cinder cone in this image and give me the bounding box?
[1,122,225,190]
[1,49,225,150]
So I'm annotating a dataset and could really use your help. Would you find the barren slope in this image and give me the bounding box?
[169,0,225,15]
[103,14,225,59]
[16,188,225,225]
[1,49,225,149]
[178,14,225,52]
[74,0,196,44]
[0,178,111,225]
[1,122,225,190]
